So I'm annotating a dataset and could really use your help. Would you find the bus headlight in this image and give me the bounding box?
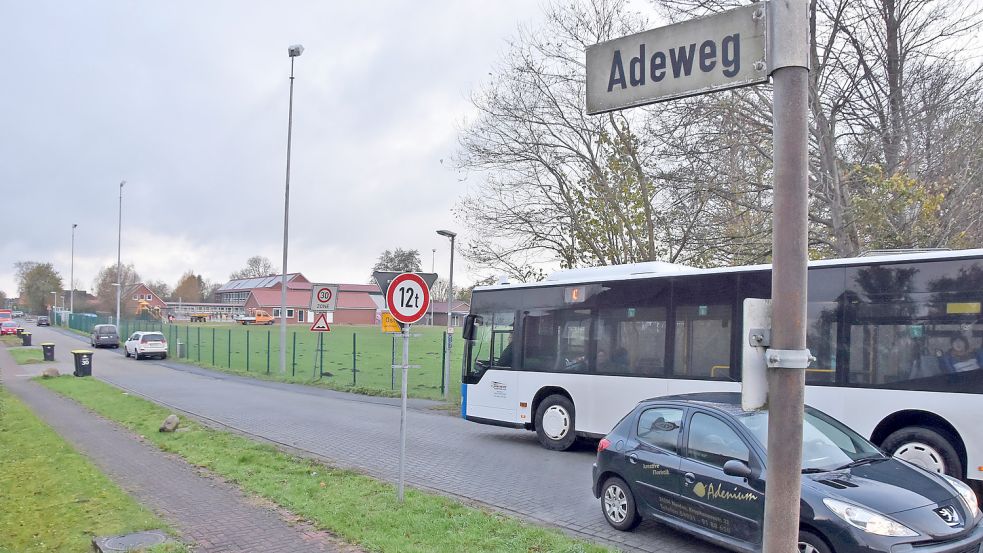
[941,474,980,519]
[823,498,918,537]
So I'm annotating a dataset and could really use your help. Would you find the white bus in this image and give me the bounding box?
[460,249,983,483]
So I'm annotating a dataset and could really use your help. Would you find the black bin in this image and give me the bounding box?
[41,343,55,361]
[21,332,31,346]
[16,327,24,336]
[72,350,93,377]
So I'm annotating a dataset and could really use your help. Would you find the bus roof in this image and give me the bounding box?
[473,248,983,292]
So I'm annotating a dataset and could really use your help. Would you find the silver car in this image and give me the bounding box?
[90,324,120,348]
[124,331,168,360]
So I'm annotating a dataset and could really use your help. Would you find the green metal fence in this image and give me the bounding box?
[66,316,460,401]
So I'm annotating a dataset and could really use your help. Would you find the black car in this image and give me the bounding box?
[593,393,982,553]
[36,316,50,326]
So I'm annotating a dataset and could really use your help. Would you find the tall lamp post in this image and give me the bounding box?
[437,230,456,400]
[279,43,304,374]
[430,248,436,325]
[70,223,78,314]
[115,181,125,325]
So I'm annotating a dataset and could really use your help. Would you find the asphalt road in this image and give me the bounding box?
[25,324,723,553]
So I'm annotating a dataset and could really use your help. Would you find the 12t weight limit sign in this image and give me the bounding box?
[386,273,431,325]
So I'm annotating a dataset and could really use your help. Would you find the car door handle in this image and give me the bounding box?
[627,453,638,464]
[684,472,696,485]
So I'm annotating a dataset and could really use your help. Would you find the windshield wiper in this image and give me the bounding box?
[801,467,828,474]
[834,456,888,471]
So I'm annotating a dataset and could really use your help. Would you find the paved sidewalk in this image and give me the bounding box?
[0,350,358,553]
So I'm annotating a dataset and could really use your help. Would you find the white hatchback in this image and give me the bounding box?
[124,331,168,360]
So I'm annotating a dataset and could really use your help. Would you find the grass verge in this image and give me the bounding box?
[1,335,22,347]
[0,385,185,553]
[40,376,608,553]
[8,347,44,365]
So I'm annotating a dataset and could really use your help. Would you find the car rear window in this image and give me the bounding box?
[95,325,117,333]
[143,333,165,341]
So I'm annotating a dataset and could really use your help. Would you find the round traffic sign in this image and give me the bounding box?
[386,273,431,325]
[317,287,333,304]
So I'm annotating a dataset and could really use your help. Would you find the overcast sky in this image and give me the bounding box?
[0,1,546,297]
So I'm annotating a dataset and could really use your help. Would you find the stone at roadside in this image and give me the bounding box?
[159,414,180,432]
[41,367,60,378]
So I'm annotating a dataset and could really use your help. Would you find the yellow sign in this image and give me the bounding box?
[381,312,403,333]
[947,302,981,315]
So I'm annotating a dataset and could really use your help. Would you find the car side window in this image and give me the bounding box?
[686,412,749,467]
[636,407,683,452]
[130,333,140,341]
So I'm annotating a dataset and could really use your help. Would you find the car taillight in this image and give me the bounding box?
[598,438,611,453]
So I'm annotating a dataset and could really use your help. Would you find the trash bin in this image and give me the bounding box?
[176,342,185,359]
[16,327,24,336]
[72,350,93,377]
[41,342,55,361]
[21,332,32,346]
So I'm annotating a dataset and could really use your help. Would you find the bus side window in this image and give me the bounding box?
[490,312,516,368]
[672,303,732,380]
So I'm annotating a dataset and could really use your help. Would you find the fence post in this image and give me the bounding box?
[291,331,297,377]
[246,330,250,372]
[352,333,357,386]
[185,325,190,358]
[212,328,216,366]
[441,331,447,392]
[197,327,201,362]
[266,330,271,374]
[391,335,396,390]
[228,329,232,368]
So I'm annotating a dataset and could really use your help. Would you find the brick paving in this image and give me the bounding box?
[0,346,358,553]
[29,326,723,553]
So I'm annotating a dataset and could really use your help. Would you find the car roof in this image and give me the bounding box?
[639,392,748,416]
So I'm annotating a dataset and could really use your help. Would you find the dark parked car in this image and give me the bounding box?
[90,324,120,348]
[593,393,981,553]
[36,316,50,326]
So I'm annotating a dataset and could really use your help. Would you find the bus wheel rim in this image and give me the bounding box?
[603,484,628,523]
[893,441,945,473]
[542,405,570,440]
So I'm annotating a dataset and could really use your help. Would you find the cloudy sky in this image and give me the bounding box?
[0,1,546,297]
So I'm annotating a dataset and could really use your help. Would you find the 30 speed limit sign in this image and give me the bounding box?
[386,273,431,325]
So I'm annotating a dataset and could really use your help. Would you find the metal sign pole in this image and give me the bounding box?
[762,1,810,551]
[397,326,410,502]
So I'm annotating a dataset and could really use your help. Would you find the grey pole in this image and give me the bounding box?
[437,230,456,400]
[70,223,77,314]
[280,44,304,374]
[429,249,436,325]
[762,1,810,551]
[115,181,125,326]
[397,327,410,502]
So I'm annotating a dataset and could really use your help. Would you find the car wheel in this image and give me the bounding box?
[535,394,577,451]
[160,353,167,360]
[601,476,640,531]
[798,530,833,553]
[124,348,131,358]
[135,353,142,360]
[882,426,963,478]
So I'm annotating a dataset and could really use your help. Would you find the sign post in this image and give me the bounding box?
[374,271,435,503]
[309,284,338,380]
[585,3,810,551]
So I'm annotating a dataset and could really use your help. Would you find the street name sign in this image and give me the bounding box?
[309,313,331,332]
[310,283,339,312]
[386,273,431,325]
[586,3,768,114]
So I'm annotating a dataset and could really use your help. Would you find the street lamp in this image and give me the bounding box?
[279,43,304,374]
[430,248,436,325]
[70,223,78,314]
[437,229,456,399]
[116,181,125,326]
[50,291,58,322]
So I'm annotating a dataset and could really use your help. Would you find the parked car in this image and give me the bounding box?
[123,331,168,360]
[12,310,24,318]
[593,392,981,553]
[89,324,120,348]
[0,321,18,335]
[36,316,50,326]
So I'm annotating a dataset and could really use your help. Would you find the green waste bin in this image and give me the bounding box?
[72,350,93,377]
[41,342,55,361]
[21,332,31,346]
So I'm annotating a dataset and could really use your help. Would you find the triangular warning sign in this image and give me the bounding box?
[309,313,331,332]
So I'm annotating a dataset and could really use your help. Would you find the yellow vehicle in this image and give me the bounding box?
[235,309,274,325]
[190,313,210,323]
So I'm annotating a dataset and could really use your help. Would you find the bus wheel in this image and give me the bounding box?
[882,426,963,478]
[535,395,576,451]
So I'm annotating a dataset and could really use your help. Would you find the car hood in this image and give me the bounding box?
[803,459,958,515]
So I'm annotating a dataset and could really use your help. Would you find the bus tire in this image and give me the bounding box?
[535,394,577,451]
[882,426,963,478]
